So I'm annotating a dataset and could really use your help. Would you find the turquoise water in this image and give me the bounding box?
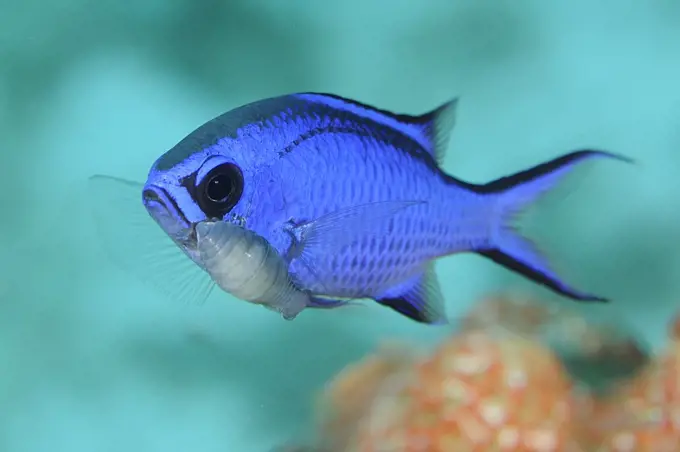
[1,1,679,451]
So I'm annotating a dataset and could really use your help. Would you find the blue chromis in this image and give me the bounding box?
[88,92,632,324]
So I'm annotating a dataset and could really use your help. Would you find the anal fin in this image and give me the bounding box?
[375,263,448,325]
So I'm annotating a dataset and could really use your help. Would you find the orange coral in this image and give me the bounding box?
[347,330,587,451]
[584,312,680,452]
[293,295,677,452]
[318,342,419,451]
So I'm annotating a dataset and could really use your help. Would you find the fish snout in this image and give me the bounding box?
[142,184,193,238]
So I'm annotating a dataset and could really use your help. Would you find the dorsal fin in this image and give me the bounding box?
[416,98,458,166]
[294,93,458,166]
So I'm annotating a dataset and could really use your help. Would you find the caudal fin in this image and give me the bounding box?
[474,150,633,302]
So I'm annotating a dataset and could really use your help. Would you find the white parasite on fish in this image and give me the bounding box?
[194,220,309,320]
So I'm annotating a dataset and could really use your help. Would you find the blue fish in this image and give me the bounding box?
[88,92,632,324]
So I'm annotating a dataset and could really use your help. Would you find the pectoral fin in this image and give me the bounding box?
[283,200,424,295]
[285,199,424,263]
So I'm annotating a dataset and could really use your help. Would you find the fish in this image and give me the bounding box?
[87,92,632,324]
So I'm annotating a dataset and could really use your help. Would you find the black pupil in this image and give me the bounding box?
[195,162,243,218]
[206,174,232,202]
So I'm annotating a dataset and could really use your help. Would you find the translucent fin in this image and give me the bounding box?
[417,97,458,165]
[475,150,634,303]
[284,200,424,295]
[287,200,424,263]
[86,174,215,306]
[375,262,448,325]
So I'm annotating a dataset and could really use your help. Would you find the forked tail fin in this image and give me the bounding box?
[474,150,633,302]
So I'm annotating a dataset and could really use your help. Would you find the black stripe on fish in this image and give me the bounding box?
[458,149,633,194]
[296,92,458,165]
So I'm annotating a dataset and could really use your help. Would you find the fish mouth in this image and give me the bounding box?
[142,185,197,250]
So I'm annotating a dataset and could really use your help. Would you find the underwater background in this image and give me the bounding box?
[1,1,679,451]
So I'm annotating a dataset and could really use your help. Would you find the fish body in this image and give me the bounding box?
[194,220,309,320]
[88,92,631,323]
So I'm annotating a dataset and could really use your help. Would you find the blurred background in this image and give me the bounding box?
[1,1,679,451]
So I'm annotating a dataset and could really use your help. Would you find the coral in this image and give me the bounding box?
[317,342,419,451]
[348,329,587,451]
[285,295,677,452]
[583,313,680,452]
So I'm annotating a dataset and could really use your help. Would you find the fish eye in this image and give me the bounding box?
[196,163,244,218]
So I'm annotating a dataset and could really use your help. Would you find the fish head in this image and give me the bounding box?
[142,141,254,263]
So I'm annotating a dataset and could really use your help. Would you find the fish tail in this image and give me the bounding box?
[474,149,633,302]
